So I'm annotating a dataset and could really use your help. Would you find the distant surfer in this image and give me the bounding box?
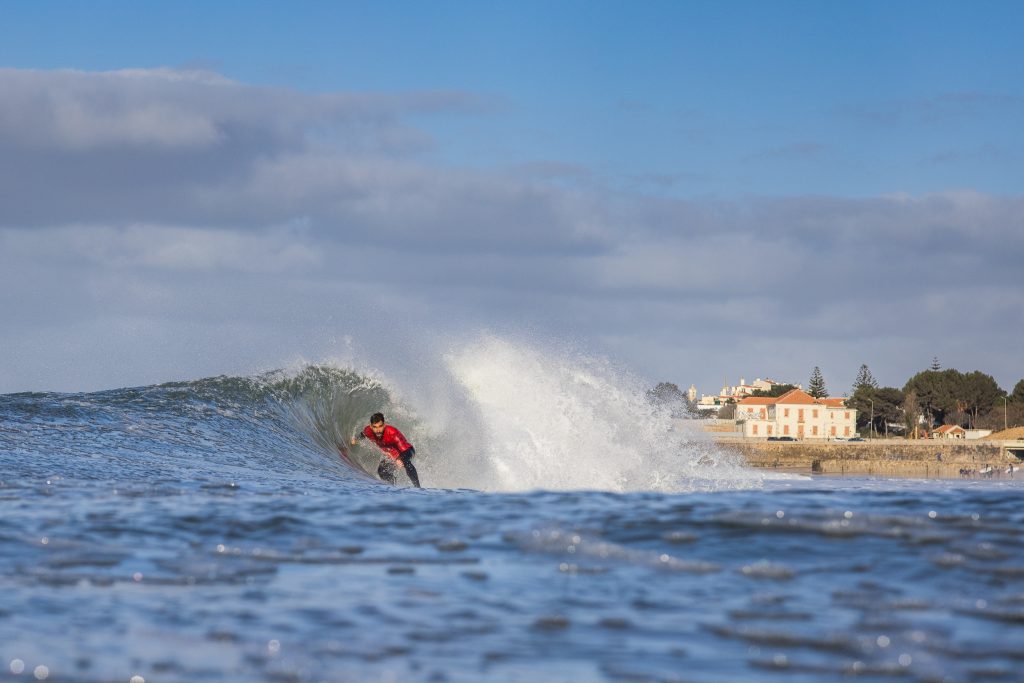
[350,412,421,488]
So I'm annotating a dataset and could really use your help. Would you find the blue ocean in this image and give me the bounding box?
[2,339,1022,682]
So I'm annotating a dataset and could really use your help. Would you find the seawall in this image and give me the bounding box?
[717,438,1022,478]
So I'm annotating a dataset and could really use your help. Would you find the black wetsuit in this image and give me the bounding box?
[377,448,420,488]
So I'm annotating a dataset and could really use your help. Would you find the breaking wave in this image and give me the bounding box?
[3,335,763,493]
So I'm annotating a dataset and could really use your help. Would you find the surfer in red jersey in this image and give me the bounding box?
[350,412,421,488]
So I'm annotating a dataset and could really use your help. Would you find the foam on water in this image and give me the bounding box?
[429,335,761,492]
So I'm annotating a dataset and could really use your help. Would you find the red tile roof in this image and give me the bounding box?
[934,425,965,434]
[737,390,848,407]
[775,389,818,404]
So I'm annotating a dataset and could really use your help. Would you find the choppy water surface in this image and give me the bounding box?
[2,357,1023,682]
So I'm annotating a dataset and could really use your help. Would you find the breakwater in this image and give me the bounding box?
[718,438,1023,478]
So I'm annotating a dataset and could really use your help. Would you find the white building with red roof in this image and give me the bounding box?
[736,388,857,440]
[932,425,966,439]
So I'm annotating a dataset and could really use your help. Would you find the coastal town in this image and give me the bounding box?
[689,377,860,440]
[652,368,1024,478]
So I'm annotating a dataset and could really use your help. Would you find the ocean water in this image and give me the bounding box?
[2,339,1023,683]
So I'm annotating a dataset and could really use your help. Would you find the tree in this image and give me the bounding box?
[905,368,1005,429]
[1012,379,1024,403]
[848,384,904,435]
[977,400,1024,431]
[874,387,906,436]
[931,356,942,371]
[648,382,684,404]
[808,367,828,399]
[903,390,920,437]
[647,382,691,417]
[750,383,797,398]
[848,385,874,431]
[852,364,878,393]
[958,371,1003,428]
[904,369,962,426]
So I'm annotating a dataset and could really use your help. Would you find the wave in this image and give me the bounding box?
[1,335,764,493]
[436,336,761,491]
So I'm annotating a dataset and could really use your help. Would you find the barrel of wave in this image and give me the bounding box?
[262,365,404,478]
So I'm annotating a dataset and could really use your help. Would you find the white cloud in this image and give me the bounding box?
[0,67,483,153]
[0,67,1021,395]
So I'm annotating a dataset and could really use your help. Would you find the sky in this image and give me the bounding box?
[1,0,1022,397]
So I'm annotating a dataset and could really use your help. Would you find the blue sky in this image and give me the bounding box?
[1,1,1022,396]
[6,1,1022,197]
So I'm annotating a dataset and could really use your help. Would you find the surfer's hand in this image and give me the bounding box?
[350,437,357,446]
[395,459,405,469]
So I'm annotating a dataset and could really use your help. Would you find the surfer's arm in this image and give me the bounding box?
[350,430,368,446]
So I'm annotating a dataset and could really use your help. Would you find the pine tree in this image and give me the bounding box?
[930,356,941,371]
[852,363,878,392]
[808,366,828,398]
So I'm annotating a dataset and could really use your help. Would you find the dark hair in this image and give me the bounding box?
[370,412,385,424]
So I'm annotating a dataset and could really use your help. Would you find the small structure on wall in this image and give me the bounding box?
[933,425,967,440]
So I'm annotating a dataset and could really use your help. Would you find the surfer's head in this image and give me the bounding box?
[370,412,386,436]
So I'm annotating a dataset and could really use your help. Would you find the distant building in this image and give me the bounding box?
[695,377,795,414]
[736,388,857,440]
[932,425,966,440]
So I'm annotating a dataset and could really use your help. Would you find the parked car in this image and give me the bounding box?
[848,437,865,442]
[767,436,797,442]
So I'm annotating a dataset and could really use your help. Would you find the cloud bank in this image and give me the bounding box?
[1,68,1021,395]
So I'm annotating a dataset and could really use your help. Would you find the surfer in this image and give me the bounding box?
[350,412,421,488]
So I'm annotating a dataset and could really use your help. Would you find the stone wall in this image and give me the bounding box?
[718,438,1017,478]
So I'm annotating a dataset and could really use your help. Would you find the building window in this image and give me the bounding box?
[812,426,818,435]
[760,409,766,419]
[768,425,773,435]
[831,426,836,436]
[784,425,790,435]
[813,409,819,418]
[784,408,789,417]
[844,426,850,436]
[798,409,804,421]
[752,424,758,435]
[845,412,850,420]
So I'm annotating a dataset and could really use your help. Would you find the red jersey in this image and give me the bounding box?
[362,424,413,461]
